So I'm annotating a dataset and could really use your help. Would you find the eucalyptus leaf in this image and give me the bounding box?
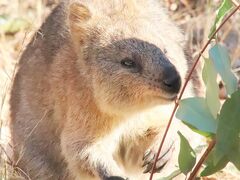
[157,169,181,180]
[181,122,214,138]
[178,131,196,175]
[202,58,220,118]
[215,90,240,165]
[176,97,217,134]
[201,151,228,176]
[209,44,238,95]
[209,0,233,38]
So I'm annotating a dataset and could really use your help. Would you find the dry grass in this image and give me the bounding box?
[0,1,58,178]
[0,0,239,179]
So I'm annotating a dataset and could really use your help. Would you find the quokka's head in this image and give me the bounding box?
[68,0,190,116]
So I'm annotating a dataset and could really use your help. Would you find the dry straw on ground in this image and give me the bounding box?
[0,0,239,179]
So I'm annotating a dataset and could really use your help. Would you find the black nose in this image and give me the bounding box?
[162,66,181,94]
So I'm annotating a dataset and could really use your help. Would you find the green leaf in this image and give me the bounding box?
[157,169,181,180]
[202,58,221,118]
[215,90,240,165]
[202,91,240,175]
[183,122,215,138]
[201,151,228,176]
[178,131,196,175]
[181,122,214,138]
[209,0,233,38]
[209,44,238,95]
[176,97,217,134]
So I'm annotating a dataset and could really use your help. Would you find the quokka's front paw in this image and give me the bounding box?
[142,139,175,173]
[106,176,129,180]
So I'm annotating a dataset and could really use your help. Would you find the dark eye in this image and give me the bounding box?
[120,58,136,68]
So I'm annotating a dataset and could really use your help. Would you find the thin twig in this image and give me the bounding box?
[14,166,32,180]
[149,4,240,180]
[232,0,240,7]
[0,144,13,165]
[188,139,216,180]
[0,144,31,180]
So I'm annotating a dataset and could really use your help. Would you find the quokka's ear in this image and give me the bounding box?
[68,2,91,45]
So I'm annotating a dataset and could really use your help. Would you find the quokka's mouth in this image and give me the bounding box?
[153,93,178,102]
[162,94,178,101]
[167,95,178,101]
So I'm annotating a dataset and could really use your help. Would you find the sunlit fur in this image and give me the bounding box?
[10,0,201,179]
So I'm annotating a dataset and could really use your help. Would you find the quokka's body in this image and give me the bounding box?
[10,0,202,179]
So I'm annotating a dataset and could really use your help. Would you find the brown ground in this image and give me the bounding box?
[0,0,239,179]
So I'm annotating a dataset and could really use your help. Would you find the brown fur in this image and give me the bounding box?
[10,0,201,179]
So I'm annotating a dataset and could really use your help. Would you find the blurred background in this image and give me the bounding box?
[0,0,239,179]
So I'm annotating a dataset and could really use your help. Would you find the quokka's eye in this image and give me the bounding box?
[120,58,136,68]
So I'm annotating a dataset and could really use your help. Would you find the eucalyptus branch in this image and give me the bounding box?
[149,3,240,180]
[188,139,216,180]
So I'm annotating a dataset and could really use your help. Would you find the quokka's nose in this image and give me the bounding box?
[161,66,181,94]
